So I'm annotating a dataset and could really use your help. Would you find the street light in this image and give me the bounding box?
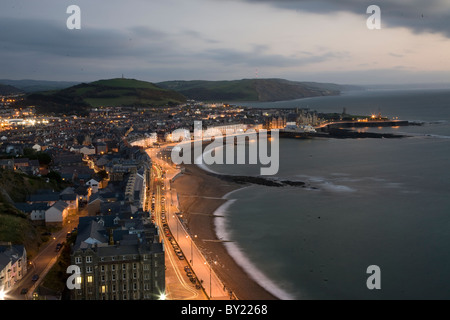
[186,234,197,266]
[204,258,217,299]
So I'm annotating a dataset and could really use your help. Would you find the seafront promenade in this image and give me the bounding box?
[147,148,234,300]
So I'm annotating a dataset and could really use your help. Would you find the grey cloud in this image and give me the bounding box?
[198,46,350,68]
[0,18,175,60]
[231,0,450,37]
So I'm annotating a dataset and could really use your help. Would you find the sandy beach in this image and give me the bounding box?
[172,163,278,300]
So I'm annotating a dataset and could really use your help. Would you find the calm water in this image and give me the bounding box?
[204,89,450,299]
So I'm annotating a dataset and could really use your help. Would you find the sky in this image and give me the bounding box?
[0,0,449,85]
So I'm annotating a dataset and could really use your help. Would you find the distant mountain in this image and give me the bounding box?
[0,79,80,93]
[15,78,187,115]
[0,84,23,95]
[157,78,358,102]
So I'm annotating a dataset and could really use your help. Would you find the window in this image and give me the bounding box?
[122,263,126,270]
[101,285,106,293]
[101,265,105,272]
[111,264,116,271]
[75,257,82,264]
[112,274,116,281]
[86,256,92,263]
[87,276,93,283]
[123,273,126,280]
[86,266,93,273]
[133,263,137,270]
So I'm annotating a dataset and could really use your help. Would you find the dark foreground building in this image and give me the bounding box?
[70,213,164,300]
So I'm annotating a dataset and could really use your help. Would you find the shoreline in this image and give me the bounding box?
[172,163,279,300]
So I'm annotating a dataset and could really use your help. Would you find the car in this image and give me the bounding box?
[20,288,28,295]
[184,266,191,272]
[177,252,185,260]
[186,271,193,278]
[32,274,39,282]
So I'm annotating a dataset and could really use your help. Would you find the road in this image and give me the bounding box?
[5,212,83,300]
[149,157,207,300]
[147,147,233,300]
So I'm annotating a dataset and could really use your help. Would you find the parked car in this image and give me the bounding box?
[20,288,28,295]
[32,274,39,282]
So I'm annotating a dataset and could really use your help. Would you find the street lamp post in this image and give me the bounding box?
[186,234,197,266]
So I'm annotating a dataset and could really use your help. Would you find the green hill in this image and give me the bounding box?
[157,78,349,102]
[16,78,187,115]
[0,84,23,95]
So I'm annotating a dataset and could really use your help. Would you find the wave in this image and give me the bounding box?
[296,174,357,193]
[424,134,450,139]
[214,189,297,300]
[194,147,222,175]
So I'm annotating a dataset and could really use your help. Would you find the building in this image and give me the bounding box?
[45,200,69,226]
[14,202,48,223]
[70,214,165,300]
[86,179,100,194]
[0,244,27,293]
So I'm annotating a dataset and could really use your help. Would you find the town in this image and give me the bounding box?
[0,90,402,300]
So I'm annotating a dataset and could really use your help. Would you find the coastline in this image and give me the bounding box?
[172,163,279,300]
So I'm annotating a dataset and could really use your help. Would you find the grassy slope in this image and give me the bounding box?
[17,78,187,114]
[0,169,64,258]
[68,78,186,108]
[157,78,342,102]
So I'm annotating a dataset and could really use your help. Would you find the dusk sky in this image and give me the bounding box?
[1,0,450,85]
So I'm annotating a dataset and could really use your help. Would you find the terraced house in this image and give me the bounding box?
[0,243,27,293]
[70,213,164,300]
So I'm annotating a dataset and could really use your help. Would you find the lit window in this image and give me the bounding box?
[87,276,93,283]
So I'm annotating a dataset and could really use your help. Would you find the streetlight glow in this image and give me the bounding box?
[159,292,167,300]
[0,289,7,300]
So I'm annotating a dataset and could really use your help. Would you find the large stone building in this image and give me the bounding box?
[70,213,164,300]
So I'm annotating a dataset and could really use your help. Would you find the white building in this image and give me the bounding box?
[45,200,69,226]
[86,179,100,194]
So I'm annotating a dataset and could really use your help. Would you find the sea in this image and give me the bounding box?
[199,88,450,300]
